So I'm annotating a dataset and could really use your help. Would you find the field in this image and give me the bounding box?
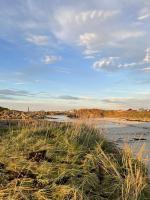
[0,121,150,200]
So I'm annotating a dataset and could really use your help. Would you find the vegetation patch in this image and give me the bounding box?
[68,109,150,122]
[0,122,150,199]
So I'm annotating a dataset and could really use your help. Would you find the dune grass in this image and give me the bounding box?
[68,109,150,122]
[0,121,150,200]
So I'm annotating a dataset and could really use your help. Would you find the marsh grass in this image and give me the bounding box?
[0,121,150,200]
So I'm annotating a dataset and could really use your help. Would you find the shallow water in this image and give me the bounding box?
[46,115,150,170]
[46,115,71,122]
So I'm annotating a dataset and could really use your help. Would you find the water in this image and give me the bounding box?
[46,115,73,122]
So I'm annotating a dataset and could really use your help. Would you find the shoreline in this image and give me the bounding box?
[69,116,150,123]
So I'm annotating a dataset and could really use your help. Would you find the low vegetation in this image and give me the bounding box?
[68,109,150,122]
[0,107,9,112]
[0,109,45,120]
[1,106,150,122]
[0,121,150,199]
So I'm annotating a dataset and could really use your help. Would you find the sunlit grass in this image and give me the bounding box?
[0,121,149,199]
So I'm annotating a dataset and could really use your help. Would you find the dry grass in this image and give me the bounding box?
[69,109,150,122]
[0,121,150,200]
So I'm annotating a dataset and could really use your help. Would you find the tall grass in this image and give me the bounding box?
[0,121,149,199]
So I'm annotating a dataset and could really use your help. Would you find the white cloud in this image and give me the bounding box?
[93,57,119,71]
[79,33,100,55]
[119,48,150,70]
[118,62,137,68]
[83,49,99,55]
[53,5,149,58]
[93,58,140,71]
[74,10,119,24]
[138,8,150,20]
[113,31,145,41]
[26,34,49,46]
[144,48,150,62]
[93,47,150,71]
[79,32,97,48]
[1,0,150,75]
[138,14,150,20]
[54,8,120,44]
[43,55,62,64]
[142,67,150,72]
[93,59,141,72]
[84,55,95,59]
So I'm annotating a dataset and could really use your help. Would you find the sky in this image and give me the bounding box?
[0,0,150,111]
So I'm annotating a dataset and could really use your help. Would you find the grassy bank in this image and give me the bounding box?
[68,109,150,122]
[0,121,150,199]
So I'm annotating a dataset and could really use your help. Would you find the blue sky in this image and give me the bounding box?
[0,0,150,111]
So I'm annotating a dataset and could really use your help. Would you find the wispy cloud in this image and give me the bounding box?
[75,10,119,24]
[0,95,15,100]
[138,14,150,20]
[141,67,150,73]
[43,55,62,64]
[144,48,150,62]
[93,47,150,71]
[112,31,145,41]
[93,57,120,71]
[57,95,82,100]
[102,96,150,109]
[138,8,150,20]
[0,89,34,100]
[0,89,31,96]
[26,34,49,46]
